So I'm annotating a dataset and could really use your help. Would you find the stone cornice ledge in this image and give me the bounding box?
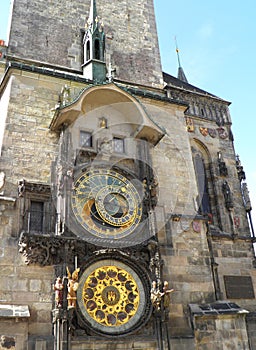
[0,195,16,206]
[0,304,30,318]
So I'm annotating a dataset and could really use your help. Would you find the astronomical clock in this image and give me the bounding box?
[50,121,161,339]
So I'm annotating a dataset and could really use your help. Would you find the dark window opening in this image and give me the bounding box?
[29,201,44,232]
[94,39,100,60]
[113,137,125,153]
[80,131,92,148]
[194,154,210,214]
[25,200,56,235]
[86,40,90,61]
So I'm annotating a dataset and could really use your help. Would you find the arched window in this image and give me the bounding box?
[193,152,210,214]
[94,39,100,60]
[86,40,90,61]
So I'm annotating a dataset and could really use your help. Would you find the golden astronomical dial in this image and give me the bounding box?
[71,169,143,240]
[77,260,148,335]
[83,266,139,327]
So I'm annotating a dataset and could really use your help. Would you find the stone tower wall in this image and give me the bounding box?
[8,0,163,87]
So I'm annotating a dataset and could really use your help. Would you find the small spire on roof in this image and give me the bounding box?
[86,0,102,33]
[175,36,188,83]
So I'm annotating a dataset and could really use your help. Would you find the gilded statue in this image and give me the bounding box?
[162,281,174,308]
[66,267,80,308]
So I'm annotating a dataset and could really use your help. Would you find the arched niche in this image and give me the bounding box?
[190,138,213,215]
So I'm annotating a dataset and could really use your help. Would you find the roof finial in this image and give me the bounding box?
[174,36,188,83]
[175,36,182,68]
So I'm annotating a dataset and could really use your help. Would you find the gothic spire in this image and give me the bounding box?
[175,37,188,83]
[88,0,99,33]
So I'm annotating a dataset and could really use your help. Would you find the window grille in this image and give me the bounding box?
[113,137,125,153]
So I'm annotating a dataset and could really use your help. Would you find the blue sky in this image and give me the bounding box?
[0,0,255,228]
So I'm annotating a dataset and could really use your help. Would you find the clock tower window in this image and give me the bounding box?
[29,201,44,232]
[86,40,90,61]
[113,137,125,154]
[80,130,93,148]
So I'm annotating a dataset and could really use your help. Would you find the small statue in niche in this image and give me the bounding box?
[98,137,113,155]
[53,277,64,308]
[60,85,71,107]
[236,155,246,182]
[66,267,80,308]
[217,151,228,176]
[107,62,116,82]
[242,182,252,212]
[222,181,234,210]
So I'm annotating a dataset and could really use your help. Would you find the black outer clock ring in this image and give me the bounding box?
[76,253,153,337]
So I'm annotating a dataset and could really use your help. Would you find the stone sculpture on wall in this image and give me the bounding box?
[217,151,228,177]
[222,181,234,210]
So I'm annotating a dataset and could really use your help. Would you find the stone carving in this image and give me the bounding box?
[148,239,162,283]
[217,127,228,139]
[242,182,252,212]
[217,151,228,176]
[208,128,217,138]
[142,176,158,209]
[185,117,194,132]
[18,179,51,197]
[222,181,234,210]
[150,280,174,311]
[0,171,5,194]
[98,137,113,154]
[60,85,71,107]
[56,165,73,197]
[236,155,246,182]
[150,281,162,311]
[18,231,156,271]
[193,220,201,233]
[18,231,87,266]
[107,62,116,82]
[18,179,25,197]
[0,336,15,349]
